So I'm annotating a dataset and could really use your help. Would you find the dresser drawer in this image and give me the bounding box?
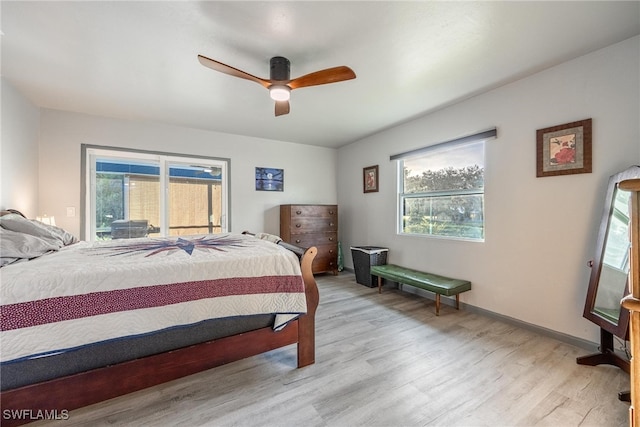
[288,232,337,247]
[289,218,337,233]
[288,205,337,218]
[313,244,338,273]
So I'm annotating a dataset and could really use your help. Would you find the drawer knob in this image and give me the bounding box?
[295,239,301,243]
[296,210,302,215]
[329,222,334,227]
[329,249,334,254]
[329,210,334,215]
[328,237,334,241]
[295,224,301,228]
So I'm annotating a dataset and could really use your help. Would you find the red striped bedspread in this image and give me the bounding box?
[0,233,307,363]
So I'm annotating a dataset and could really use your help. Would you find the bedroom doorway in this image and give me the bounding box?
[82,146,229,241]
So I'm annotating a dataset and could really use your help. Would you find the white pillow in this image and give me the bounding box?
[255,232,282,244]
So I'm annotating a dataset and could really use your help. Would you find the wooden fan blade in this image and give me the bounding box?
[275,100,290,116]
[288,66,356,90]
[198,55,271,89]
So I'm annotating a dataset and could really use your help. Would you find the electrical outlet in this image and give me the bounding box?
[66,207,76,217]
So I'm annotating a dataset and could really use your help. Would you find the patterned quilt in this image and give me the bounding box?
[0,233,307,364]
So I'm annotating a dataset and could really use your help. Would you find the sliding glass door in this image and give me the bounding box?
[84,147,228,241]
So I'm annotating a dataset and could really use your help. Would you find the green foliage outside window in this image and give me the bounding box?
[404,165,483,193]
[96,174,124,230]
[402,193,484,239]
[400,163,484,240]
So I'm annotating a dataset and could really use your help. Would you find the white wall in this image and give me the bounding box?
[35,110,337,238]
[337,36,640,343]
[0,79,40,217]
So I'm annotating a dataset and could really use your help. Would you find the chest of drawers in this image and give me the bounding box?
[280,204,338,275]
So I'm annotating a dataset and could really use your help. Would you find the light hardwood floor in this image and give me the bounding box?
[35,272,630,426]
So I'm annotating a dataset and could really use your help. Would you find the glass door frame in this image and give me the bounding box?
[82,144,230,241]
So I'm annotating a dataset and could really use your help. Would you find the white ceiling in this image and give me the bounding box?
[2,1,639,148]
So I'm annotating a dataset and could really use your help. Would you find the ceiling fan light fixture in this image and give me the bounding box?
[269,85,290,101]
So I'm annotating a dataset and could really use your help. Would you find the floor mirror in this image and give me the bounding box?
[577,166,640,388]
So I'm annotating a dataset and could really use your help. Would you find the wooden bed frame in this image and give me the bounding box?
[0,223,319,426]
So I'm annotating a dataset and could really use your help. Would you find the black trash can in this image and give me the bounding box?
[351,246,388,287]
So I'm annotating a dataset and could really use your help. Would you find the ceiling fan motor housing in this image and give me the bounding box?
[270,56,290,81]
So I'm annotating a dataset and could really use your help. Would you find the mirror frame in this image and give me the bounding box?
[583,165,640,339]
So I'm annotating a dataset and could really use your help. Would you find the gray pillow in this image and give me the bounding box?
[0,214,77,246]
[0,228,60,266]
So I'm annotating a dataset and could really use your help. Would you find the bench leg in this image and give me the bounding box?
[378,276,382,294]
[435,294,441,316]
[455,294,460,310]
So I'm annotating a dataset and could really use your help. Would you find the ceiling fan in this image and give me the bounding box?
[197,55,356,116]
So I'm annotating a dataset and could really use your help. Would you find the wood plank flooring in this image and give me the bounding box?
[33,272,630,426]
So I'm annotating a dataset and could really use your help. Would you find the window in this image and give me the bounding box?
[394,130,495,241]
[83,146,229,241]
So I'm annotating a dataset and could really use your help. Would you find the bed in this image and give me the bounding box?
[0,211,319,426]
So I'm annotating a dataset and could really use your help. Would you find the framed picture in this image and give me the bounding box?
[255,167,283,191]
[363,165,379,193]
[536,118,592,177]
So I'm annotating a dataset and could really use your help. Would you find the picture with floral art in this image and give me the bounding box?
[363,165,379,193]
[536,119,592,177]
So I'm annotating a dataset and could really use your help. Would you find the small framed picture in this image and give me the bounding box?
[255,167,283,191]
[536,119,592,177]
[363,165,379,193]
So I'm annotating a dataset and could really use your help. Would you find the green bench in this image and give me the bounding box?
[370,264,471,316]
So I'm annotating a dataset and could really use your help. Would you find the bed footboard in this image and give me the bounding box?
[274,239,318,366]
[298,246,319,367]
[0,325,300,426]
